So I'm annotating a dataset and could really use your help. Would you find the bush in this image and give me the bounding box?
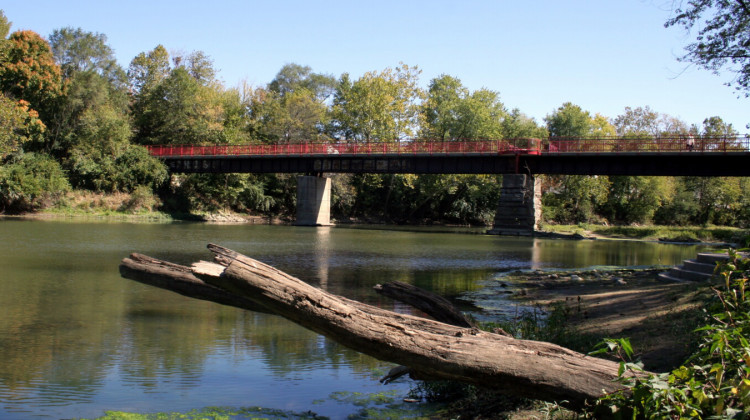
[0,153,70,212]
[595,250,750,418]
[120,185,160,213]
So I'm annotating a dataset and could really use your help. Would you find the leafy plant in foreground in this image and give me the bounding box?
[595,249,750,418]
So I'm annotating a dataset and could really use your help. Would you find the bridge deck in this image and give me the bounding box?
[148,137,750,177]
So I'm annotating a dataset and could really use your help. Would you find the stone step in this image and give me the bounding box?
[658,272,690,283]
[666,266,713,282]
[683,259,717,275]
[696,252,731,265]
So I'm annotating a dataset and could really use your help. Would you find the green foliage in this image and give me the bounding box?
[665,1,750,96]
[120,185,160,213]
[545,102,594,137]
[49,27,127,90]
[421,74,512,140]
[331,63,423,141]
[595,250,750,418]
[542,175,610,224]
[603,176,672,224]
[0,10,11,39]
[343,173,501,225]
[0,94,45,159]
[167,173,277,214]
[269,63,336,102]
[0,152,70,212]
[133,66,226,145]
[0,29,64,139]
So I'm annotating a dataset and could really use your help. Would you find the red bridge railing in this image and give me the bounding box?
[147,136,750,158]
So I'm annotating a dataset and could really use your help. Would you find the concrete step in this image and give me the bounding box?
[696,253,731,265]
[667,266,713,282]
[658,272,690,283]
[683,259,717,275]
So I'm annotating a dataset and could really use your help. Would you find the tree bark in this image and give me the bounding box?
[373,280,474,328]
[119,244,640,408]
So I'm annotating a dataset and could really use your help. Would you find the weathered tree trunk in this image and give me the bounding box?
[120,244,641,408]
[373,281,474,328]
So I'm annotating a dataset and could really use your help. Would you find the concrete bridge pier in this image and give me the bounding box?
[295,175,332,226]
[487,174,541,236]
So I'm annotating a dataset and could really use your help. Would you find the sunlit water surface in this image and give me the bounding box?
[0,219,713,418]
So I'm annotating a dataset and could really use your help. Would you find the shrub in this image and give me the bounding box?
[595,249,750,418]
[0,153,70,212]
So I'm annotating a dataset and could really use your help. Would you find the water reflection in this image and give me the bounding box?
[0,220,713,419]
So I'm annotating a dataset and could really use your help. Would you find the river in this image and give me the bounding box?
[0,219,713,419]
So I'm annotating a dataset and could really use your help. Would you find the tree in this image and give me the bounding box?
[48,27,126,90]
[542,175,610,224]
[612,106,660,137]
[0,95,45,160]
[545,102,593,137]
[702,115,738,137]
[45,28,131,156]
[331,64,423,141]
[0,30,64,125]
[665,1,750,96]
[120,245,636,409]
[269,63,336,102]
[501,109,548,139]
[602,176,672,224]
[421,75,511,140]
[421,74,468,140]
[127,45,170,97]
[451,88,507,139]
[0,10,10,40]
[133,66,225,145]
[0,153,70,212]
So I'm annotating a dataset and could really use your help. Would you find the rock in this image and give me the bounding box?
[548,274,559,279]
[614,277,627,285]
[570,275,583,282]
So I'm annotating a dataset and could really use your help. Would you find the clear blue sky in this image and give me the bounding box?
[3,0,748,132]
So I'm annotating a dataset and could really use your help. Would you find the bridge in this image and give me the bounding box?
[148,136,750,234]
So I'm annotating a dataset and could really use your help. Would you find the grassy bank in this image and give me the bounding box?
[541,223,750,245]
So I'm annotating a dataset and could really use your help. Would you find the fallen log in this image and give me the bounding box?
[119,244,643,408]
[373,281,474,328]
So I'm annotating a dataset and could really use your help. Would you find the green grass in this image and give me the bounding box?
[540,223,749,244]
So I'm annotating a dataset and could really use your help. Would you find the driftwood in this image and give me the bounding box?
[119,244,642,408]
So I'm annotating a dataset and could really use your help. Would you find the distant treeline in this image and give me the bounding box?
[0,10,747,226]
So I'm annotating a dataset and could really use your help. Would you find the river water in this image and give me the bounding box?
[0,219,713,419]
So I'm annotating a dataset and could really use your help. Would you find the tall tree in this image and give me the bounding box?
[502,109,548,139]
[269,63,336,102]
[702,115,738,137]
[0,94,45,160]
[612,106,662,137]
[665,0,750,96]
[421,74,467,140]
[0,30,64,124]
[48,27,126,88]
[452,88,507,139]
[421,75,510,140]
[331,64,423,142]
[544,102,592,137]
[127,45,170,97]
[0,10,10,39]
[130,47,227,145]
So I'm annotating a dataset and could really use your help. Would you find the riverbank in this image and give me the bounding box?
[433,266,713,419]
[7,206,749,248]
